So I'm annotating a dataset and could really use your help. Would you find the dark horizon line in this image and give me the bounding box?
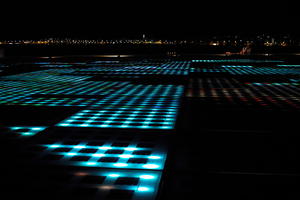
[1,33,300,41]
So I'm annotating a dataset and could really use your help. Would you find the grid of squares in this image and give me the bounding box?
[33,62,73,65]
[187,77,300,98]
[221,66,300,75]
[69,70,189,76]
[0,80,183,99]
[1,94,181,108]
[186,75,300,110]
[40,65,74,68]
[277,65,300,67]
[66,61,190,76]
[0,60,186,200]
[0,65,184,130]
[66,169,162,200]
[190,65,300,75]
[192,59,284,63]
[4,97,100,107]
[13,168,162,200]
[41,143,165,170]
[39,84,183,97]
[57,107,178,129]
[5,58,300,199]
[24,131,167,170]
[0,69,92,84]
[91,95,181,108]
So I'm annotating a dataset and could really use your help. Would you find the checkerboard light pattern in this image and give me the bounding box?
[186,75,300,110]
[4,97,100,107]
[44,144,165,170]
[67,169,162,200]
[0,65,186,130]
[192,59,284,63]
[221,66,300,75]
[72,61,190,76]
[27,168,162,200]
[29,137,167,170]
[190,65,300,75]
[57,106,178,129]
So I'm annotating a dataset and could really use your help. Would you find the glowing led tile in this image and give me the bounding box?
[34,135,168,171]
[99,146,112,150]
[50,145,61,148]
[119,154,134,158]
[8,126,47,137]
[67,153,78,156]
[277,65,300,67]
[148,156,161,159]
[138,187,150,192]
[31,127,44,131]
[125,147,138,151]
[140,175,155,179]
[70,168,163,199]
[56,106,179,130]
[22,132,33,136]
[59,124,70,127]
[74,145,86,149]
[108,174,120,177]
[143,164,160,169]
[92,154,105,157]
[192,59,284,63]
[114,163,128,167]
[86,162,97,166]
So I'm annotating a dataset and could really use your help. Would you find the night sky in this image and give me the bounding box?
[0,2,298,39]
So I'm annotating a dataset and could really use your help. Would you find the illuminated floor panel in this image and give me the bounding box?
[15,168,162,200]
[192,59,284,63]
[190,64,300,75]
[68,169,162,200]
[186,77,300,110]
[0,81,183,98]
[9,126,47,137]
[57,107,178,129]
[24,131,168,170]
[0,126,47,139]
[40,64,73,68]
[2,96,100,107]
[1,58,300,200]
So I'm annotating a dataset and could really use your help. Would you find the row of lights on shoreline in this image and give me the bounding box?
[0,39,296,47]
